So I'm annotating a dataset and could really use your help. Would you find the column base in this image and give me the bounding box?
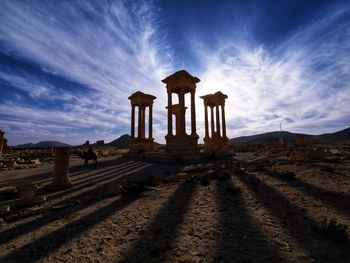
[46,180,72,190]
[203,136,229,150]
[129,138,154,153]
[165,133,199,157]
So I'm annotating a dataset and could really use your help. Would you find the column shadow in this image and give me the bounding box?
[0,163,151,245]
[215,179,287,262]
[271,174,350,217]
[236,172,350,262]
[0,195,137,262]
[43,162,149,201]
[119,181,197,262]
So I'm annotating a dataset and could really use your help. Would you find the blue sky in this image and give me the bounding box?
[0,0,349,145]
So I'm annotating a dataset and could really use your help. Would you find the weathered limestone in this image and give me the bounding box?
[0,179,46,210]
[296,134,305,145]
[129,91,156,153]
[200,91,229,152]
[0,129,4,156]
[2,138,9,153]
[162,70,199,156]
[48,147,72,190]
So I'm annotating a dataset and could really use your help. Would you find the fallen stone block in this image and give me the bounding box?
[10,196,46,210]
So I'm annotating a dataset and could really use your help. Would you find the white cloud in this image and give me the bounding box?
[194,5,350,138]
[0,0,173,144]
[0,1,349,145]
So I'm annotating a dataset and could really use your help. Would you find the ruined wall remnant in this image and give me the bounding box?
[47,147,72,190]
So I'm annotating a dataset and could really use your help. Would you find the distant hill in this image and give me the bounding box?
[230,127,350,145]
[107,134,130,148]
[13,141,72,149]
[313,127,350,144]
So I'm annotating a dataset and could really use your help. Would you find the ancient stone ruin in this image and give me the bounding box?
[128,91,156,153]
[162,70,200,157]
[96,140,104,146]
[296,133,305,146]
[127,70,230,160]
[0,129,10,156]
[200,91,229,153]
[47,147,72,190]
[0,129,4,156]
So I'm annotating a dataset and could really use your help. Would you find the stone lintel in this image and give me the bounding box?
[162,70,200,94]
[128,91,156,106]
[200,91,228,106]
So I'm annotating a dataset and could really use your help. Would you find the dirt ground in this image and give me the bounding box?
[0,152,349,263]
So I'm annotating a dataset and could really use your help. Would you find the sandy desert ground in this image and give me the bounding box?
[0,149,349,263]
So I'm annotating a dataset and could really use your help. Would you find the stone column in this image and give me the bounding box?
[204,105,209,139]
[149,105,153,139]
[48,147,71,189]
[210,106,215,138]
[0,130,4,156]
[190,91,196,136]
[221,105,227,138]
[138,105,142,139]
[216,105,221,137]
[131,105,135,138]
[178,91,186,135]
[167,90,172,136]
[141,106,146,139]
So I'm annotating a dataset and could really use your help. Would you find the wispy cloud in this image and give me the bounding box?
[194,4,350,138]
[0,0,173,144]
[0,1,349,145]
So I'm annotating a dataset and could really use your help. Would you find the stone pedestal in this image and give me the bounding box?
[128,138,154,153]
[48,147,72,190]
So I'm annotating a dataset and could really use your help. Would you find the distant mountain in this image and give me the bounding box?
[230,131,297,145]
[314,127,350,144]
[13,143,36,149]
[13,141,72,149]
[230,127,350,145]
[107,134,130,148]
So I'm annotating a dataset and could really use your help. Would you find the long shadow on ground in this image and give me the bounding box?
[0,195,138,262]
[43,162,149,201]
[0,162,151,246]
[0,157,124,184]
[271,175,350,217]
[119,181,197,263]
[215,179,287,262]
[236,172,350,263]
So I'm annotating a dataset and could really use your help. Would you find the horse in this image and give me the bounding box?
[78,149,98,166]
